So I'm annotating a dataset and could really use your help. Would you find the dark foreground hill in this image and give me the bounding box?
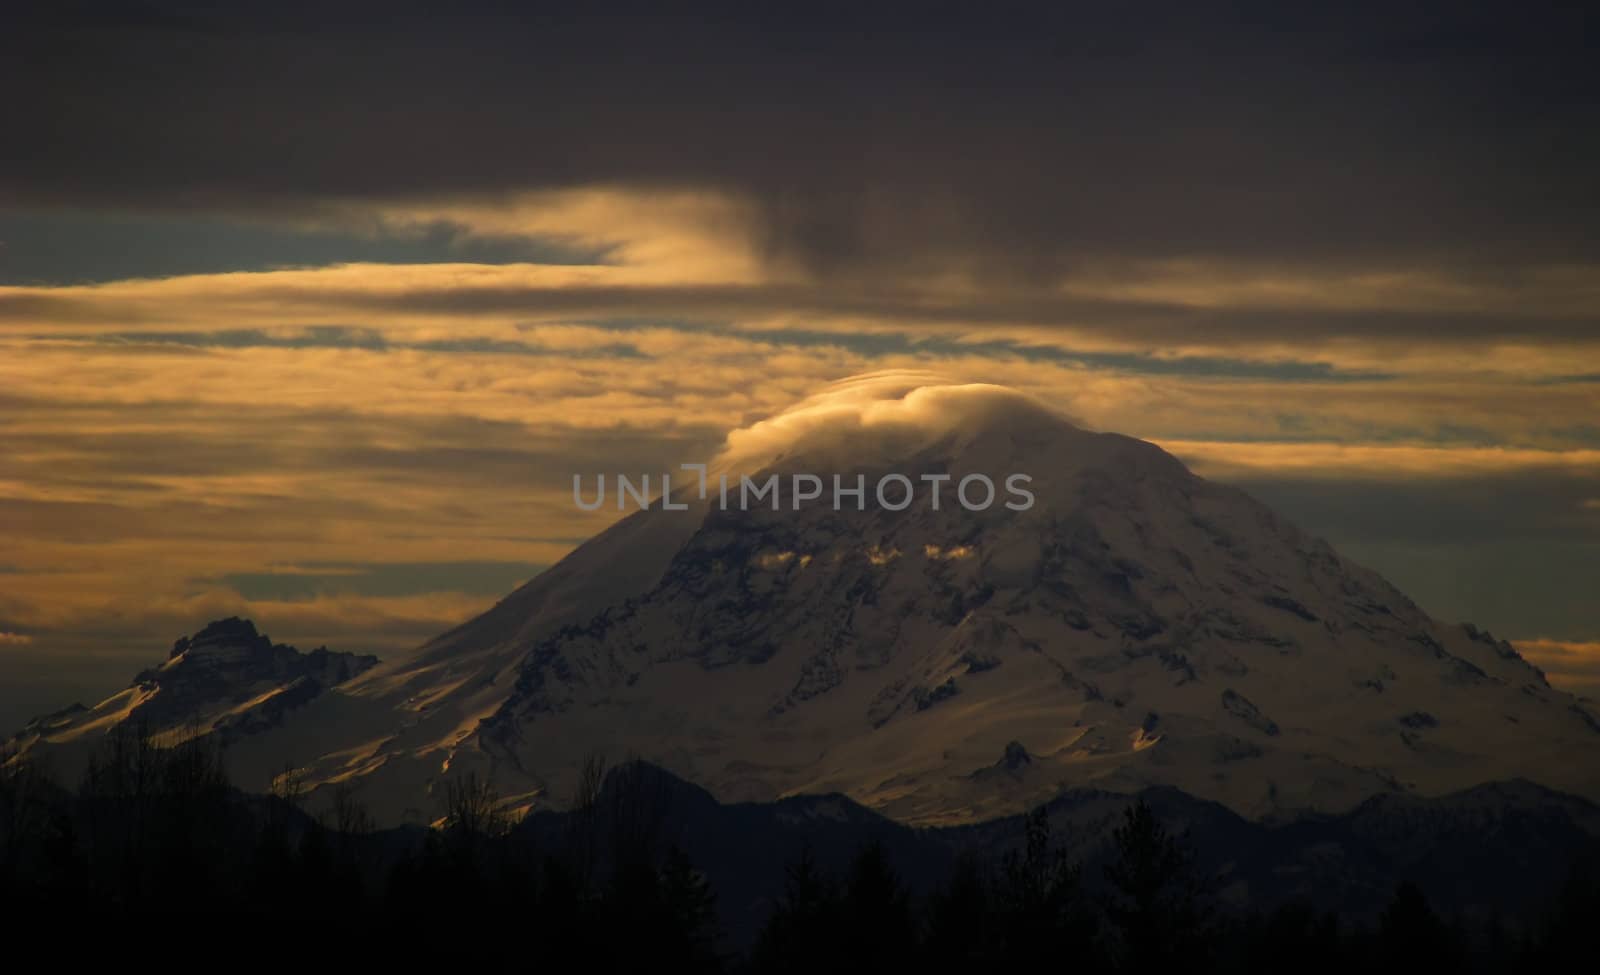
[4,738,1597,968]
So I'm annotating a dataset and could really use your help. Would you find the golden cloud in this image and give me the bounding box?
[1515,639,1600,697]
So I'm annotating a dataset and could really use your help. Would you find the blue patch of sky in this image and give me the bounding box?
[1536,374,1600,385]
[1533,425,1600,447]
[0,209,609,285]
[571,317,1397,383]
[83,320,1378,382]
[80,327,647,359]
[54,300,1411,384]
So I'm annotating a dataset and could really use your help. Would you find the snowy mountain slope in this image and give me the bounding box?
[215,490,707,817]
[6,618,379,770]
[457,383,1600,824]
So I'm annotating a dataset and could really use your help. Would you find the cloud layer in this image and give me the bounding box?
[7,5,1598,273]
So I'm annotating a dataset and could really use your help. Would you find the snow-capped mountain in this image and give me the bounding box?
[11,377,1600,826]
[8,617,378,759]
[444,379,1600,824]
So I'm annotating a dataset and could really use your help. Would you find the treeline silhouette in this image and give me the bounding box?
[3,728,1596,970]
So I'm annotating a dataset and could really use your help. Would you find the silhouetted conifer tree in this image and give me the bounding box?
[660,845,722,968]
[1534,850,1600,967]
[922,853,993,967]
[840,840,915,965]
[1102,800,1210,973]
[753,845,844,973]
[995,805,1095,966]
[1246,900,1345,975]
[1376,881,1457,972]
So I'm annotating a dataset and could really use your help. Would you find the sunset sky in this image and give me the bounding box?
[2,3,1597,728]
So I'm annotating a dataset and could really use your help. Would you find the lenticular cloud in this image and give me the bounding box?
[714,371,1068,474]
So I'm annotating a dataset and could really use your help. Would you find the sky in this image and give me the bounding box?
[1,2,1598,728]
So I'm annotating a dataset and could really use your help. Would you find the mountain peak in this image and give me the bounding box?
[170,616,268,659]
[8,619,380,764]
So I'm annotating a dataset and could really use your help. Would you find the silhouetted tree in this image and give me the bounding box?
[250,762,304,907]
[840,840,915,964]
[438,770,510,885]
[318,781,377,902]
[1246,900,1345,975]
[922,853,993,966]
[753,845,844,973]
[1102,800,1210,973]
[565,750,608,891]
[11,727,1600,972]
[78,722,234,906]
[659,845,721,966]
[0,746,59,904]
[325,781,375,839]
[606,758,675,875]
[1533,850,1600,967]
[1376,881,1458,971]
[601,841,723,972]
[992,805,1094,965]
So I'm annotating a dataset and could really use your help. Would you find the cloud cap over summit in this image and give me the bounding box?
[715,372,1073,474]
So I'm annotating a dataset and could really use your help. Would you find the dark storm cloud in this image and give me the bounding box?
[4,2,1598,276]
